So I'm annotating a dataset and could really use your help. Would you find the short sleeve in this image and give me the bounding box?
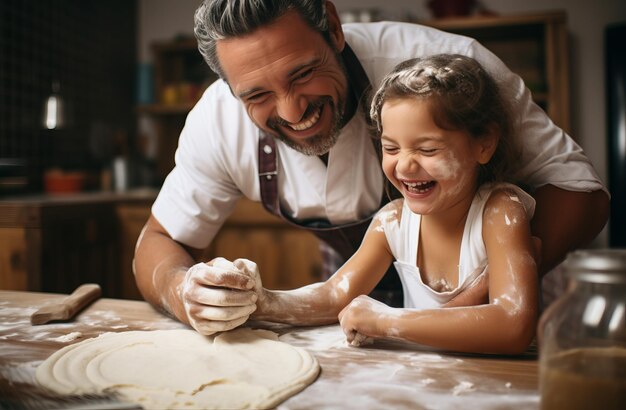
[151,81,258,249]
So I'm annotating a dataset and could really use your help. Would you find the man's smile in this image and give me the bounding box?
[288,105,322,131]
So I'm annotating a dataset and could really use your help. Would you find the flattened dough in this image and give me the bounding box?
[36,328,320,409]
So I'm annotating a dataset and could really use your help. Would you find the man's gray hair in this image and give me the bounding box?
[194,0,328,79]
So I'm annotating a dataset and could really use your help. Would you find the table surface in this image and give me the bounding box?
[0,290,540,409]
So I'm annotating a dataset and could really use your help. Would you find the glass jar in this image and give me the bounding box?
[539,249,626,410]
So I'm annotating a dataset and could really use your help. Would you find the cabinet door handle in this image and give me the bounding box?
[10,251,23,271]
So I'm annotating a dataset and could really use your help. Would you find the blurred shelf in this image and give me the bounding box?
[424,10,566,30]
[422,10,570,132]
[137,103,195,115]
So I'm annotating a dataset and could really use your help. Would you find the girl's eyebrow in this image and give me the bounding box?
[381,135,442,143]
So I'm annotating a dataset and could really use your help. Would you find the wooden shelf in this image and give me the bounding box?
[149,38,216,107]
[424,10,566,30]
[137,103,195,115]
[422,10,570,132]
[139,38,217,182]
[151,38,198,52]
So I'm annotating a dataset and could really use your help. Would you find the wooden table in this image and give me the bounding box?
[0,290,540,409]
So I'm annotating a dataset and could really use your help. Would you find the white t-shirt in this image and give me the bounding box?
[152,21,604,249]
[382,183,536,309]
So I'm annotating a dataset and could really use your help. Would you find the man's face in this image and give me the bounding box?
[216,10,349,156]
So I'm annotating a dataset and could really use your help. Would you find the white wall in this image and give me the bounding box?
[139,0,626,246]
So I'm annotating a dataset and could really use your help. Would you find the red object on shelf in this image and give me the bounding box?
[44,170,86,194]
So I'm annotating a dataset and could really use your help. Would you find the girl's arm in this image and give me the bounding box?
[339,190,539,354]
[251,203,397,326]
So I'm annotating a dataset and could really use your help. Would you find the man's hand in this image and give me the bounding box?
[181,257,259,335]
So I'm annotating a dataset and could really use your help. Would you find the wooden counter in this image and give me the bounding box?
[0,190,322,299]
[0,290,540,409]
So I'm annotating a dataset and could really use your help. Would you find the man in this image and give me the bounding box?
[134,0,608,335]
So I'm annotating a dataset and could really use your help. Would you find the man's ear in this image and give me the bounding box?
[476,124,499,164]
[325,1,345,52]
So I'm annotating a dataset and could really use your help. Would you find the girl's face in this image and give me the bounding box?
[380,97,495,216]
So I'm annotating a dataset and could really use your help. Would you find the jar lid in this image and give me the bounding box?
[564,249,626,284]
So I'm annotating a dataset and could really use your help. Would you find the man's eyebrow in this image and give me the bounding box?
[287,58,320,78]
[238,87,264,100]
[237,58,321,99]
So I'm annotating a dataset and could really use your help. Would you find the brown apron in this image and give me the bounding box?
[256,44,403,307]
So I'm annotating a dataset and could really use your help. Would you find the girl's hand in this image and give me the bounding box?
[338,295,395,346]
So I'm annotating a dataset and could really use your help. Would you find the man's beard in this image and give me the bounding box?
[267,95,345,156]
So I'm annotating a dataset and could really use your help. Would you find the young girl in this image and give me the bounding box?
[246,54,539,354]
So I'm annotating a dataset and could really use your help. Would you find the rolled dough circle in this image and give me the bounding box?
[36,328,320,409]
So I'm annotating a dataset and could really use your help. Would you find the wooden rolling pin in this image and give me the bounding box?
[30,284,102,325]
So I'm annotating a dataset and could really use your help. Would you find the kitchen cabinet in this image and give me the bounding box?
[117,197,323,295]
[424,10,570,131]
[0,191,322,298]
[0,228,29,291]
[206,199,323,290]
[115,202,152,300]
[0,191,156,298]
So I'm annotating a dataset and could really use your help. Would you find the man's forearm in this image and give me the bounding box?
[531,185,609,275]
[133,216,198,324]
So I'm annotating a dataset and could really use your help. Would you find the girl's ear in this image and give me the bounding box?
[325,1,345,52]
[476,124,499,164]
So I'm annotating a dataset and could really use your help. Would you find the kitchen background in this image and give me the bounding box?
[1,0,625,297]
[139,0,626,250]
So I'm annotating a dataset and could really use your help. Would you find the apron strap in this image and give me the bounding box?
[253,43,402,306]
[257,42,374,217]
[258,133,279,216]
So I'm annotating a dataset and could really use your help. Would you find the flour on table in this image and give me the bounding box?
[51,331,82,343]
[452,381,475,395]
[35,328,319,410]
